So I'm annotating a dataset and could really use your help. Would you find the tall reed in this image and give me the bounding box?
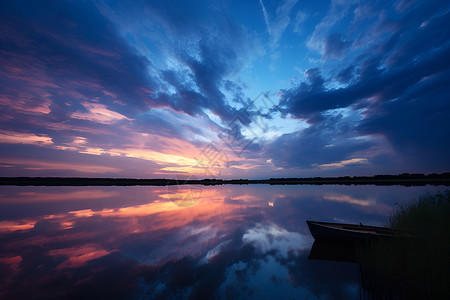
[359,190,450,299]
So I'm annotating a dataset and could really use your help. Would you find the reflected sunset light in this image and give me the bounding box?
[0,185,439,298]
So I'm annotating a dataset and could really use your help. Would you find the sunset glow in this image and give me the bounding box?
[1,0,448,179]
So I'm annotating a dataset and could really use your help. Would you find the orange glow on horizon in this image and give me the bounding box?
[0,190,118,204]
[0,158,121,173]
[0,117,261,177]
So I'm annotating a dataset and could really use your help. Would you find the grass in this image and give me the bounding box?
[358,190,450,299]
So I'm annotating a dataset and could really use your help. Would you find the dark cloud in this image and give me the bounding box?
[0,0,256,152]
[282,38,450,122]
[103,0,259,126]
[275,5,450,172]
[357,68,450,171]
[0,0,158,117]
[265,112,376,169]
[335,65,355,84]
[304,68,325,90]
[0,0,264,177]
[0,0,171,160]
[323,33,351,59]
[161,27,256,126]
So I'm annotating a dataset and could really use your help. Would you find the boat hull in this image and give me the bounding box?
[306,221,397,242]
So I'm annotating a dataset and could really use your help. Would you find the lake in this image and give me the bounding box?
[0,184,440,299]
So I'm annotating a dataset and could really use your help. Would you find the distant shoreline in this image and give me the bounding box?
[1,173,450,186]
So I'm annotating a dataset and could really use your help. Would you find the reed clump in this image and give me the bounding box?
[358,190,450,299]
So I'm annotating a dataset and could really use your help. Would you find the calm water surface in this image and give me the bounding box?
[0,184,439,299]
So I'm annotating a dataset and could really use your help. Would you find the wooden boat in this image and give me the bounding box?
[306,220,405,241]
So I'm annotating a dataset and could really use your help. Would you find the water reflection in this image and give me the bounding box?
[0,185,434,299]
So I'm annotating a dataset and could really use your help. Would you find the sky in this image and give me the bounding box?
[1,0,449,179]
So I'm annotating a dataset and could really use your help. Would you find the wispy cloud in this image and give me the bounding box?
[259,0,299,47]
[71,102,132,124]
[273,1,450,173]
[0,130,53,146]
[307,0,357,55]
[318,158,369,169]
[259,0,272,35]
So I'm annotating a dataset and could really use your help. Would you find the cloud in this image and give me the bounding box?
[71,102,132,124]
[0,0,268,178]
[0,130,53,146]
[271,0,299,46]
[323,33,351,59]
[1,0,449,178]
[242,223,311,258]
[102,0,262,122]
[258,0,299,72]
[307,0,358,53]
[265,111,377,169]
[259,0,272,35]
[273,2,450,173]
[318,158,369,169]
[335,65,355,84]
[293,10,309,34]
[0,1,158,117]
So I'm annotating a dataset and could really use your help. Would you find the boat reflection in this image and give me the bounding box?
[309,239,359,263]
[307,227,423,299]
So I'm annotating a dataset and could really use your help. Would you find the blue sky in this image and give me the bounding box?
[1,0,449,178]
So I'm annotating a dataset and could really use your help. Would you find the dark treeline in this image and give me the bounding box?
[1,172,450,186]
[268,172,450,185]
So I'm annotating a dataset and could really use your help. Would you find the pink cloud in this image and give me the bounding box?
[49,244,115,270]
[71,102,132,124]
[0,130,53,145]
[0,220,36,233]
[0,95,51,115]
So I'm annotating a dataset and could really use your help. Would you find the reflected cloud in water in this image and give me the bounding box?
[0,185,434,298]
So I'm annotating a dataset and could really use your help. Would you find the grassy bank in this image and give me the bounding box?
[359,190,450,299]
